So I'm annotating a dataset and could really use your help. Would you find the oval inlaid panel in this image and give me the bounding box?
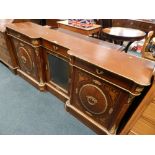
[17,46,33,73]
[79,84,108,115]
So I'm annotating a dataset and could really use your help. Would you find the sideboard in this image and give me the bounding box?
[2,22,155,134]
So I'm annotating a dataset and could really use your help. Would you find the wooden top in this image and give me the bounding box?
[6,22,155,86]
[6,22,44,38]
[57,28,122,51]
[57,20,101,31]
[102,27,146,42]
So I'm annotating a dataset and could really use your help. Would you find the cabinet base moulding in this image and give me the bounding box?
[0,59,18,74]
[46,83,69,103]
[65,100,115,135]
[17,69,46,91]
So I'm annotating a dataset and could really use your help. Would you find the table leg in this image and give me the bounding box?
[123,41,133,53]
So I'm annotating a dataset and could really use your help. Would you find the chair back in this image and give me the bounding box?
[141,31,155,61]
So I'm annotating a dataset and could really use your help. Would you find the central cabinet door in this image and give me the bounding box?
[44,45,70,102]
[47,53,69,91]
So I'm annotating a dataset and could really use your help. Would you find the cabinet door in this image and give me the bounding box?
[70,67,130,132]
[13,39,39,81]
[46,52,70,93]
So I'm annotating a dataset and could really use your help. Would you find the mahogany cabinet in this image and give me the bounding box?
[4,22,155,135]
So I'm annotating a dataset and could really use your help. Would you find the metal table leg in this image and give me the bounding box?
[123,41,133,53]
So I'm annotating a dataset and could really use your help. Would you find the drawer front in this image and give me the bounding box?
[70,67,131,132]
[42,40,69,59]
[12,38,39,81]
[74,58,140,95]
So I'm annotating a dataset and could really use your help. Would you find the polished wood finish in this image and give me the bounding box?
[57,28,123,51]
[57,20,101,36]
[120,75,155,135]
[5,22,155,134]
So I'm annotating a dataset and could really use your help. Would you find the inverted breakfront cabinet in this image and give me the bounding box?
[42,40,71,102]
[5,22,155,135]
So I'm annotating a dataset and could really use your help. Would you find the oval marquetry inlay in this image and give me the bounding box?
[17,46,33,73]
[79,84,108,115]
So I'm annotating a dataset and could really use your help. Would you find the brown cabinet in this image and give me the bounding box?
[4,22,155,135]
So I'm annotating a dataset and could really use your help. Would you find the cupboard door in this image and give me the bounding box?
[13,39,39,81]
[47,53,70,91]
[70,68,130,132]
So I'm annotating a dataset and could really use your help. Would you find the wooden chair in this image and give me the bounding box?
[141,31,155,61]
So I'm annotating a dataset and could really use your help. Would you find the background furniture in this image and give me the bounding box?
[141,31,155,61]
[102,27,146,52]
[112,19,155,37]
[46,19,62,28]
[0,19,18,73]
[57,20,101,36]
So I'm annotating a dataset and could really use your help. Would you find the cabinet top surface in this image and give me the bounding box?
[7,22,44,38]
[6,22,155,86]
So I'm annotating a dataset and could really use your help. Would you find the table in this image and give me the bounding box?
[112,19,155,37]
[57,20,101,36]
[102,27,146,52]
